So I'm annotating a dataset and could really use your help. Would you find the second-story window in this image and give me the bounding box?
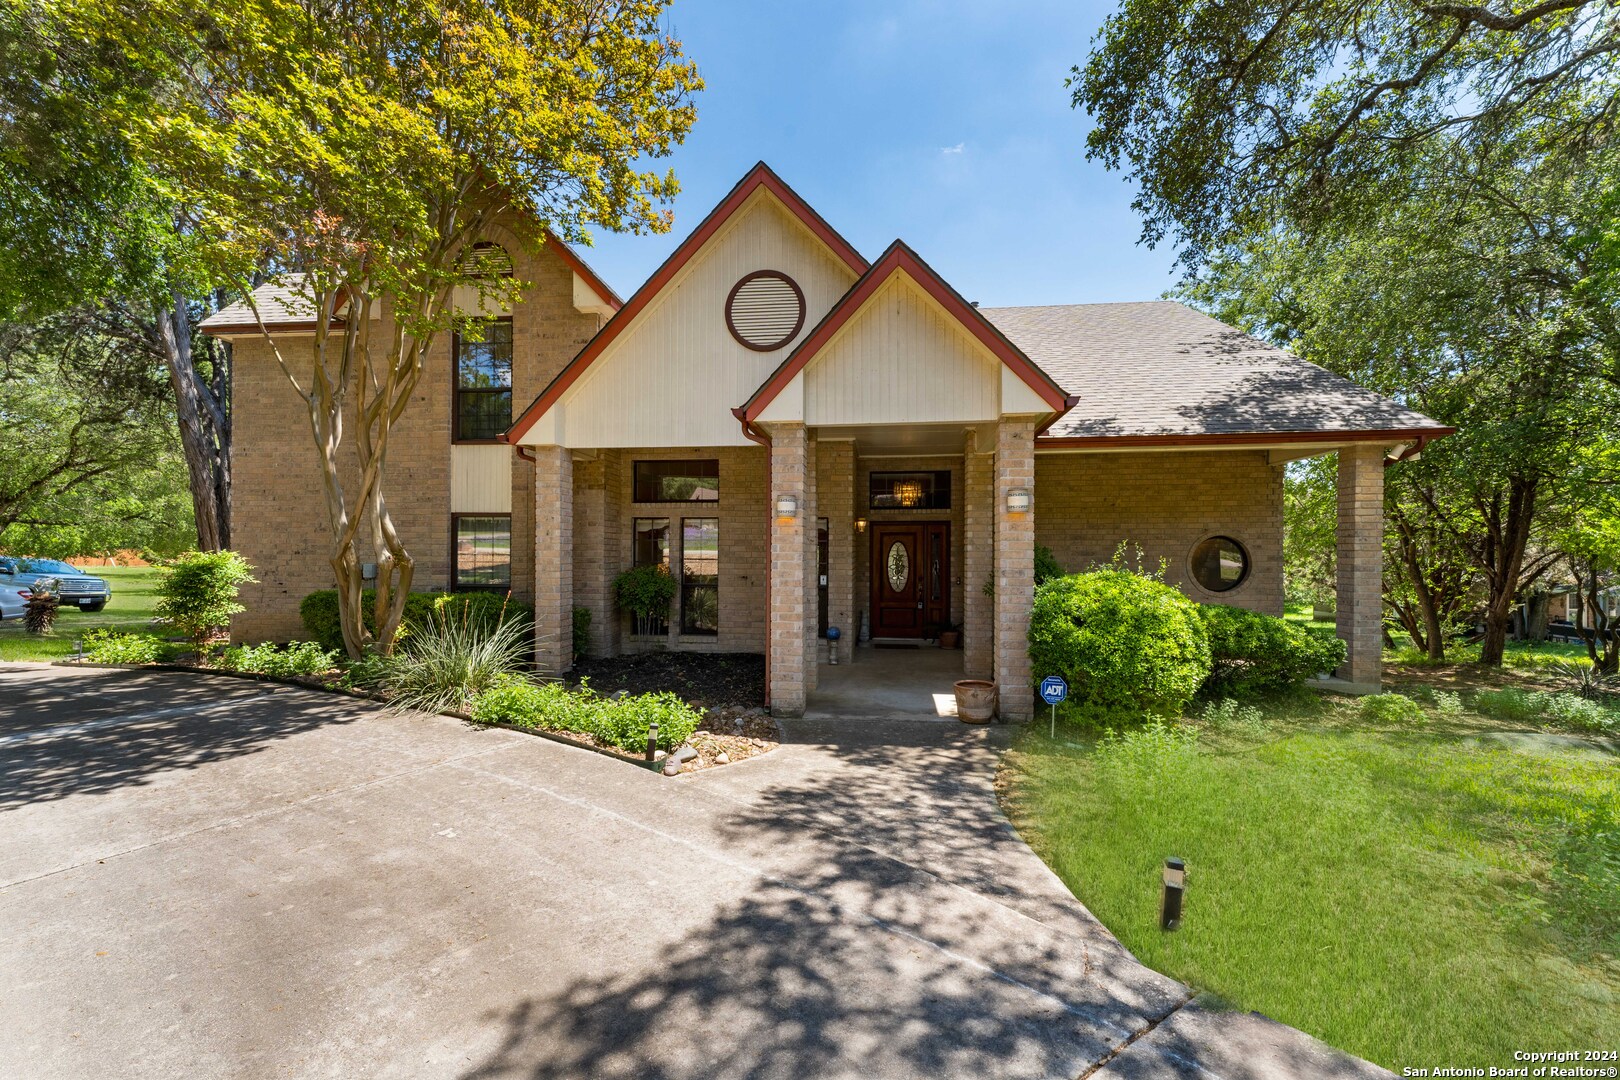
[454,317,513,442]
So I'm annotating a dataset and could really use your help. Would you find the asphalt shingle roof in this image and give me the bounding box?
[980,300,1447,441]
[199,276,329,334]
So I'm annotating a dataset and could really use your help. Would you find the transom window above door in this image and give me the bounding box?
[869,470,951,510]
[454,318,512,442]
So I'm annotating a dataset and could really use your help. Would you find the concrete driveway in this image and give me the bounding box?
[0,665,1388,1079]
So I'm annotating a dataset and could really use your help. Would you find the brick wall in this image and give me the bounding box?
[577,445,769,656]
[226,216,597,643]
[1033,449,1285,616]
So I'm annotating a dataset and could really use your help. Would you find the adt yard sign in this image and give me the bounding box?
[1040,676,1068,738]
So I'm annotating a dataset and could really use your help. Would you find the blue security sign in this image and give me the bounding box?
[1039,676,1069,705]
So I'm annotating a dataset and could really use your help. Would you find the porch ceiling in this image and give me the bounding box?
[815,422,972,456]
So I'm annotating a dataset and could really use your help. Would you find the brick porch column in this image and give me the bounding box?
[533,445,573,675]
[768,423,809,716]
[962,428,994,679]
[994,420,1036,721]
[1335,443,1384,689]
[820,441,856,663]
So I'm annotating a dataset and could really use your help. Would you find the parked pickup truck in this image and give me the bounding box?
[0,557,113,612]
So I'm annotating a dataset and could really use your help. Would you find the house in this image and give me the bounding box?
[201,162,1452,718]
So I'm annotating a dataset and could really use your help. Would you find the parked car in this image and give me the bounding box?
[0,557,112,612]
[0,582,28,621]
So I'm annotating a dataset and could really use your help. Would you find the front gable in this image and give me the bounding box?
[509,164,867,448]
[745,242,1071,428]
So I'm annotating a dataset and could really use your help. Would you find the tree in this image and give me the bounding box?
[0,315,189,550]
[0,2,235,551]
[1074,0,1619,263]
[1185,123,1614,665]
[114,0,701,657]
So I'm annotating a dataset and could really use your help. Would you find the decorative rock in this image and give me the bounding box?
[714,751,730,765]
[663,764,680,777]
[670,745,698,765]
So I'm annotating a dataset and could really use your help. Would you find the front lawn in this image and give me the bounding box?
[1000,677,1620,1072]
[0,566,164,662]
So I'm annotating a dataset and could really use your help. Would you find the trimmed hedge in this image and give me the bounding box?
[300,589,533,652]
[1028,569,1212,717]
[1198,604,1346,699]
[469,676,701,753]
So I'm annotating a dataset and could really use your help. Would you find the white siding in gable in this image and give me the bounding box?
[549,191,859,448]
[802,276,1002,426]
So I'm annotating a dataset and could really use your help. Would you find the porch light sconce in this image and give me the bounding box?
[1006,488,1032,514]
[775,493,799,518]
[854,517,868,533]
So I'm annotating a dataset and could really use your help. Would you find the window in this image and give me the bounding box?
[869,470,951,510]
[452,515,511,589]
[634,459,720,502]
[454,318,513,442]
[1190,536,1250,593]
[681,517,719,635]
[632,518,671,635]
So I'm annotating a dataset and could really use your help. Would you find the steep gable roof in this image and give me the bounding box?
[739,240,1072,423]
[505,162,869,445]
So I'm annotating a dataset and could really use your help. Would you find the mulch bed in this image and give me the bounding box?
[569,651,766,709]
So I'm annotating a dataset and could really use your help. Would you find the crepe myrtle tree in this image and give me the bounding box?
[134,0,700,657]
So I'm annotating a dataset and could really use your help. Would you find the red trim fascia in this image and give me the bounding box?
[545,232,623,311]
[740,241,1070,421]
[504,162,869,446]
[199,319,343,337]
[1034,426,1457,451]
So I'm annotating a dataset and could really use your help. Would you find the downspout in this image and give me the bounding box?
[733,408,774,709]
[1033,395,1082,438]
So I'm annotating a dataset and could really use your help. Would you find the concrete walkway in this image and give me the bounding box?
[0,665,1391,1078]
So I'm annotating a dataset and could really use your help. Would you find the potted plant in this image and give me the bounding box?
[938,623,961,649]
[613,564,677,638]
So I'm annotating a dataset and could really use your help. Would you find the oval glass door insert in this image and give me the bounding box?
[886,541,910,593]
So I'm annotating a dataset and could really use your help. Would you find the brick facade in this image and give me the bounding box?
[1033,449,1286,617]
[962,432,994,679]
[767,424,809,715]
[532,446,573,674]
[226,217,600,643]
[994,421,1037,721]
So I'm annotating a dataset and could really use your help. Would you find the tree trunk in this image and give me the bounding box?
[1475,476,1541,668]
[154,295,231,551]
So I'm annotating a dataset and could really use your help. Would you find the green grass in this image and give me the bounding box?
[1001,690,1620,1071]
[0,566,165,661]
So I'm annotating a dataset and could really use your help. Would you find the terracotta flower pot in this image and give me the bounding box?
[954,679,997,724]
[938,630,960,649]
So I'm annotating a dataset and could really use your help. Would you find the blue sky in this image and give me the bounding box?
[576,0,1182,308]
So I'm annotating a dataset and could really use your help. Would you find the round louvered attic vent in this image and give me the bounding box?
[725,270,806,351]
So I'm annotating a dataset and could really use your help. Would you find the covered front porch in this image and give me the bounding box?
[805,644,967,721]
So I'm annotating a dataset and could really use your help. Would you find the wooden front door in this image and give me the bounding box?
[871,523,950,638]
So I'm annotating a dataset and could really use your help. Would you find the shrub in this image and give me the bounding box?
[1359,693,1427,725]
[613,564,677,636]
[572,605,592,662]
[83,629,170,664]
[154,551,256,655]
[469,676,702,753]
[1431,690,1466,717]
[1472,688,1546,725]
[299,588,532,653]
[1198,604,1346,698]
[1033,544,1065,586]
[1543,693,1616,734]
[218,641,340,678]
[1028,569,1211,717]
[23,589,60,634]
[378,606,531,714]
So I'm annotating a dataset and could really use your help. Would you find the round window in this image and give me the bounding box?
[725,270,806,351]
[1190,536,1250,593]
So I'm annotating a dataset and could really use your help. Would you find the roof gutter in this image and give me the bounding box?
[1035,426,1456,451]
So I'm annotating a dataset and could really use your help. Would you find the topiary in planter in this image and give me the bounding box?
[1028,568,1211,718]
[613,564,677,637]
